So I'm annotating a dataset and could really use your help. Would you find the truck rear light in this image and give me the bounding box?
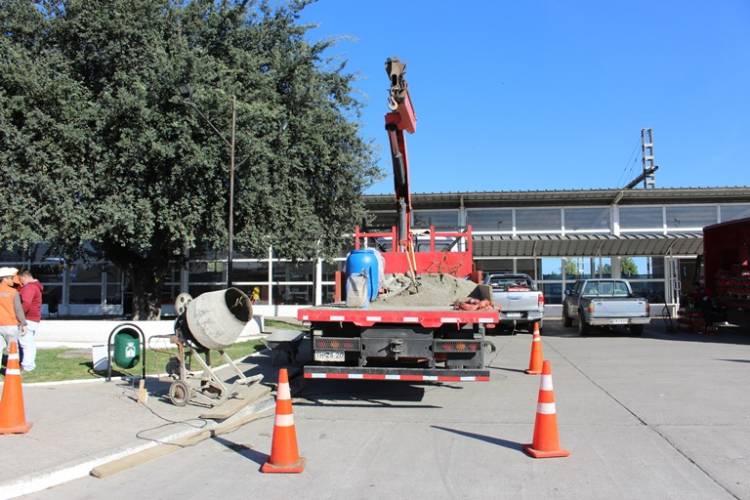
[646,303,651,316]
[314,337,360,351]
[434,340,481,353]
[538,293,544,307]
[588,303,595,314]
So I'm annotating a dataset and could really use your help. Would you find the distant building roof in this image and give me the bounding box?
[473,232,703,257]
[365,186,750,210]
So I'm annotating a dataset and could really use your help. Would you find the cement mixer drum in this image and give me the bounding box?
[185,288,253,350]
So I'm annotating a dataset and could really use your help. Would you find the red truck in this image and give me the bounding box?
[297,58,498,382]
[679,217,750,332]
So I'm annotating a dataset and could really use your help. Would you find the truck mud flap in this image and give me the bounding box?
[303,366,489,382]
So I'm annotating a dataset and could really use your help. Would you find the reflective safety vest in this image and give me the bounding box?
[0,283,20,326]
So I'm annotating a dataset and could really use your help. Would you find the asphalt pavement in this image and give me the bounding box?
[18,321,750,500]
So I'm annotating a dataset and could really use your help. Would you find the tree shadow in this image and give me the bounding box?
[431,425,524,451]
[212,435,268,466]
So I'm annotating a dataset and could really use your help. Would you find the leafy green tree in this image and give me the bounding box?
[0,0,378,318]
[564,259,578,277]
[621,257,638,277]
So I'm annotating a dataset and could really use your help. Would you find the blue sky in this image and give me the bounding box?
[299,1,750,194]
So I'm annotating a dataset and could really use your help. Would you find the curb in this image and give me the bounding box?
[6,349,268,388]
[0,395,275,500]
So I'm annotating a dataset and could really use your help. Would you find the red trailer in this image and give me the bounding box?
[678,217,750,332]
[297,58,498,381]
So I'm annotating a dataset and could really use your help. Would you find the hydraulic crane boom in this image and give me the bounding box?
[385,57,417,252]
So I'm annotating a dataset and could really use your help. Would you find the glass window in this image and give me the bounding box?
[42,285,63,314]
[475,259,513,274]
[274,285,313,305]
[231,262,268,283]
[160,283,180,305]
[613,281,629,296]
[538,258,562,280]
[412,210,459,230]
[629,281,665,303]
[621,257,664,279]
[273,261,313,282]
[31,261,65,283]
[367,211,398,230]
[69,285,101,304]
[516,259,536,279]
[564,257,592,280]
[665,205,717,229]
[565,207,610,231]
[619,206,663,230]
[487,275,534,291]
[721,204,750,222]
[245,285,269,305]
[188,284,224,297]
[466,209,513,231]
[594,257,613,278]
[582,281,601,296]
[70,263,104,283]
[189,261,224,283]
[106,284,123,305]
[541,283,562,304]
[322,261,345,282]
[322,284,338,304]
[516,209,561,231]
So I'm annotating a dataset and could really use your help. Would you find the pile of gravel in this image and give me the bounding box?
[371,273,479,308]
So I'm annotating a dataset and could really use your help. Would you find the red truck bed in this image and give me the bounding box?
[298,305,498,329]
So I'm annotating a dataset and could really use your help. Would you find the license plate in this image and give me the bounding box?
[610,319,629,325]
[314,350,345,362]
[505,312,523,318]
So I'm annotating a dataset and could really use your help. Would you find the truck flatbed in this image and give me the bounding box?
[298,305,498,328]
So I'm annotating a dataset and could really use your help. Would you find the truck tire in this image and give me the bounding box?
[563,306,573,328]
[577,310,590,336]
[629,324,644,336]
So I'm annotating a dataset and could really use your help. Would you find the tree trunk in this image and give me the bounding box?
[130,265,164,320]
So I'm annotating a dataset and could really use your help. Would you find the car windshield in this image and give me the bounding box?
[582,281,629,297]
[488,277,532,291]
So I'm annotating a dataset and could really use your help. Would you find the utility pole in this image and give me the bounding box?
[227,95,236,288]
[641,128,656,189]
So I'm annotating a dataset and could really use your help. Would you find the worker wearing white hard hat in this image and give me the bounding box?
[0,267,27,355]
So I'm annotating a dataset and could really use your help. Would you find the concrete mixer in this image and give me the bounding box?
[153,288,263,407]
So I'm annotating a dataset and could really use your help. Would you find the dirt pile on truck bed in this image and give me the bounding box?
[371,273,479,308]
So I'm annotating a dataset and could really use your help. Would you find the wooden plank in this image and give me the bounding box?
[199,383,270,420]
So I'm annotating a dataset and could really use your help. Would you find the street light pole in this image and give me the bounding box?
[228,95,236,289]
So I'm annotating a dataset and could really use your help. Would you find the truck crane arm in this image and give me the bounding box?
[385,57,417,252]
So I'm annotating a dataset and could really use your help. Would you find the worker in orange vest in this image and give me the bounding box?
[0,267,27,355]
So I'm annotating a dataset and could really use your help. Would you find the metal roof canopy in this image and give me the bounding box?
[472,232,703,257]
[365,187,750,210]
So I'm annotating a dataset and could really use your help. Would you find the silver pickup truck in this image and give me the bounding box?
[563,279,650,335]
[483,273,544,331]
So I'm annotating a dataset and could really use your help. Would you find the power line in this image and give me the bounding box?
[616,139,641,186]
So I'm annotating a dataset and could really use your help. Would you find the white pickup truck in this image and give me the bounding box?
[483,273,544,332]
[563,279,651,335]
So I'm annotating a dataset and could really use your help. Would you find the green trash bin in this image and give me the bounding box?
[113,328,141,369]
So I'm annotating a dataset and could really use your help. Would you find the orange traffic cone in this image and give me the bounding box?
[525,322,543,374]
[0,339,32,434]
[261,368,305,473]
[523,360,569,458]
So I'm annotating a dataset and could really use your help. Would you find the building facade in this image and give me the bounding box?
[2,187,749,317]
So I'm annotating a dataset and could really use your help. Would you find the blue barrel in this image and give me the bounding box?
[346,249,380,301]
